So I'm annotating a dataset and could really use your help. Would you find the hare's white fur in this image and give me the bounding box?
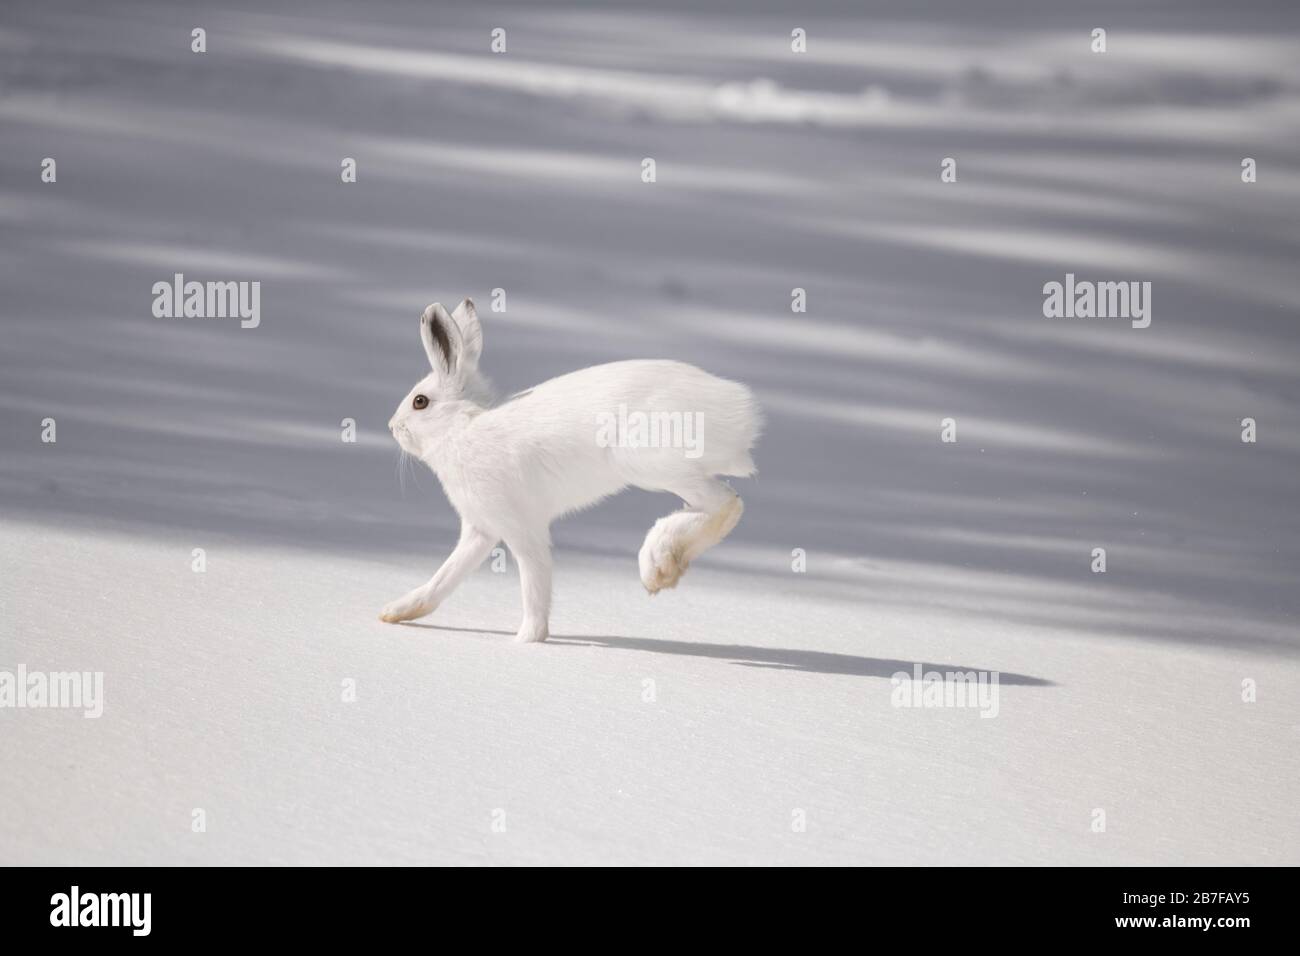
[381,299,761,643]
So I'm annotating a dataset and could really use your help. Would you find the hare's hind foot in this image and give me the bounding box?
[639,518,690,594]
[638,485,743,594]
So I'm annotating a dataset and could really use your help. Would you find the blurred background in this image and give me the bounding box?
[2,0,1297,650]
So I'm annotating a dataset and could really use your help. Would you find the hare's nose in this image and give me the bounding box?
[387,415,398,432]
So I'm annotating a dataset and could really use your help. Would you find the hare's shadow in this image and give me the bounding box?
[397,623,1055,686]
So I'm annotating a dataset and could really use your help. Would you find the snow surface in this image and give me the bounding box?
[4,518,1299,865]
[2,0,1298,864]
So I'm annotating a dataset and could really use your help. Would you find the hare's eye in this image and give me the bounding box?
[412,394,429,410]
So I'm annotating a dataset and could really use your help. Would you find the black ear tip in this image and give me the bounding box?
[423,306,455,371]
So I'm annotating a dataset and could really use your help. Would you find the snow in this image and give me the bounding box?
[2,0,1298,864]
[5,518,1297,865]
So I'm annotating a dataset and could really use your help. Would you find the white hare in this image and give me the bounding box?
[381,298,762,643]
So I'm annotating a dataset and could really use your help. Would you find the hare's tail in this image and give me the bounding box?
[712,383,762,479]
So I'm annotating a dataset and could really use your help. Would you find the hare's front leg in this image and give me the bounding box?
[506,532,552,643]
[380,525,496,623]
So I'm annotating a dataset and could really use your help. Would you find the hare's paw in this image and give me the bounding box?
[379,588,436,623]
[638,518,689,594]
[514,619,549,643]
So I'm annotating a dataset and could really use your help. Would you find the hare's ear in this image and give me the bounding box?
[450,297,482,370]
[420,303,464,375]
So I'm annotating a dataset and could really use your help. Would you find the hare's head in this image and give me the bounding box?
[389,298,486,457]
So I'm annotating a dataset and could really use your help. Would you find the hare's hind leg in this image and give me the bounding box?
[638,477,743,594]
[380,524,496,623]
